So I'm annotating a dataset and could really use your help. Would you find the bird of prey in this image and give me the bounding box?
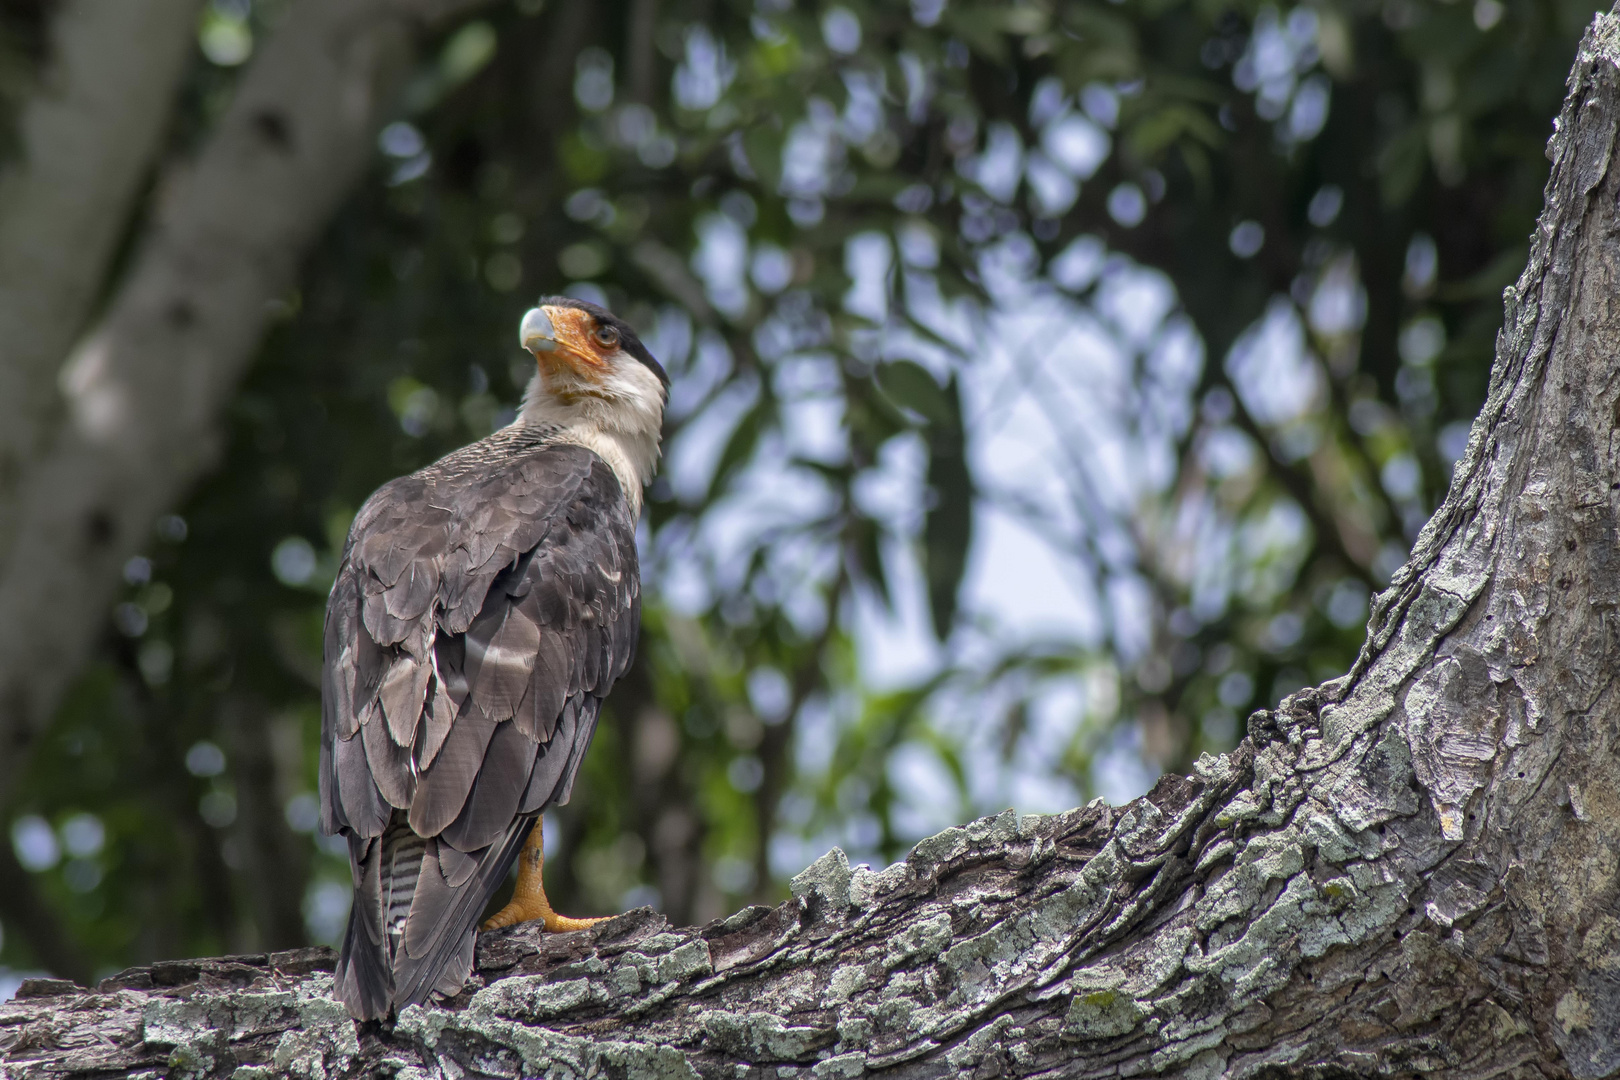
[319,297,666,1020]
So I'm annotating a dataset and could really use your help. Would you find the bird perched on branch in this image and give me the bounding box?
[319,298,666,1020]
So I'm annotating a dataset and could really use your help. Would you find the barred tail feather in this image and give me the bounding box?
[334,813,535,1020]
[382,824,428,961]
[390,815,537,1012]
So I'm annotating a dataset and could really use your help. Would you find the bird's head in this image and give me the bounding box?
[519,297,667,410]
[517,297,667,500]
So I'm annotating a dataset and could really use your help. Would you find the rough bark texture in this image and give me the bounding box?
[8,8,1620,1080]
[0,0,489,805]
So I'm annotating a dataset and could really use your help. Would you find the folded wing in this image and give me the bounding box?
[319,441,639,1018]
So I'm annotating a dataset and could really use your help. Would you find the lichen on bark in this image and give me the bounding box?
[10,6,1620,1080]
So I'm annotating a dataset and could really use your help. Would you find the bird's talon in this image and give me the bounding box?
[480,901,603,933]
[480,901,540,931]
[480,823,607,933]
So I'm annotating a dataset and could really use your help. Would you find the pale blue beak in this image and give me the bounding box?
[520,307,557,353]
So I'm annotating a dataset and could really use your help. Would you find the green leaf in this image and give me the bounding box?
[711,399,769,495]
[922,376,973,640]
[877,360,953,428]
[743,125,784,190]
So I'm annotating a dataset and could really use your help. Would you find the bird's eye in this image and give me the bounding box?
[594,325,620,348]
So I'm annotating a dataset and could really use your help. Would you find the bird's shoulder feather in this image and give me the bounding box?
[321,436,637,838]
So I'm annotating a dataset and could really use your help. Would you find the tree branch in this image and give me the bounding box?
[0,0,201,540]
[0,0,490,803]
[8,6,1620,1078]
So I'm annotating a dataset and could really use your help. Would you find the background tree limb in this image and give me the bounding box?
[0,0,489,806]
[0,0,201,540]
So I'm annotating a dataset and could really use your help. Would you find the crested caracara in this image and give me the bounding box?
[319,298,666,1019]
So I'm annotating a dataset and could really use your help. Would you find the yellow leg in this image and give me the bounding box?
[481,818,603,932]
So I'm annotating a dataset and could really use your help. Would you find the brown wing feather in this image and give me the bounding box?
[521,694,602,812]
[436,838,480,888]
[333,729,389,837]
[377,653,430,747]
[407,706,498,838]
[465,601,542,722]
[440,717,539,853]
[389,816,535,1010]
[360,708,416,809]
[518,633,570,742]
[321,438,639,1019]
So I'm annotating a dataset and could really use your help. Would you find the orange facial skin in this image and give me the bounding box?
[532,305,618,391]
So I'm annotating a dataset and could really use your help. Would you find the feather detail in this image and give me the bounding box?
[417,674,456,772]
[408,707,497,838]
[432,932,476,999]
[382,823,427,960]
[333,833,390,1020]
[365,593,416,647]
[385,558,439,622]
[377,653,430,747]
[552,697,601,807]
[390,818,535,1011]
[516,632,569,741]
[466,604,541,722]
[521,695,586,812]
[317,736,342,835]
[435,839,481,888]
[403,840,456,959]
[323,576,363,740]
[336,731,390,837]
[351,621,389,724]
[362,709,416,809]
[440,720,538,853]
[433,634,469,713]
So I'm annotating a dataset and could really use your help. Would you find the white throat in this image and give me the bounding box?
[517,364,665,516]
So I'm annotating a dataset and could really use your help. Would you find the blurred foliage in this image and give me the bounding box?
[0,0,1600,982]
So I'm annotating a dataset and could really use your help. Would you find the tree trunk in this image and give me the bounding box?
[7,7,1620,1080]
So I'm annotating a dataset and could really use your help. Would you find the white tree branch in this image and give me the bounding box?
[0,0,489,795]
[0,0,202,538]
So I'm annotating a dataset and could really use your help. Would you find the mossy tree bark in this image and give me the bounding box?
[9,8,1620,1080]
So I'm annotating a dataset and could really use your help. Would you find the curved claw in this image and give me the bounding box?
[482,899,604,933]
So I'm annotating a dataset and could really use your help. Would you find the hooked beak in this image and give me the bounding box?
[520,306,557,353]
